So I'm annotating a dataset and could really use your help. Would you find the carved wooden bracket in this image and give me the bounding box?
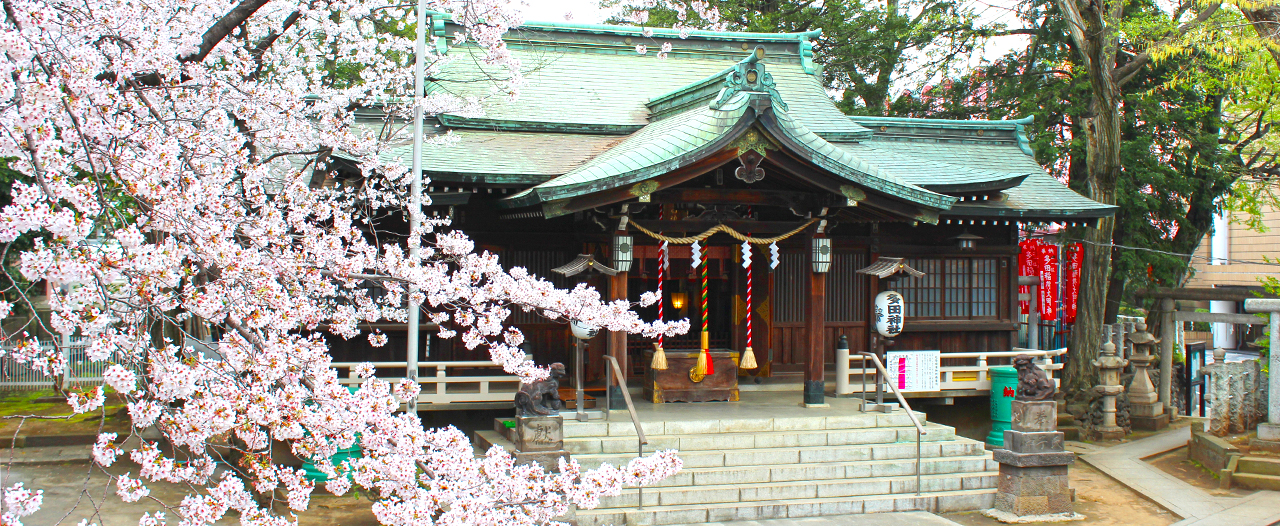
[735,150,765,183]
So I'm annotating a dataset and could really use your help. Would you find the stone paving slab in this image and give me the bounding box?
[0,445,91,464]
[672,511,964,526]
[1080,425,1280,526]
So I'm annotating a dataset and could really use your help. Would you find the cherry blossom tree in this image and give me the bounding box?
[0,0,705,524]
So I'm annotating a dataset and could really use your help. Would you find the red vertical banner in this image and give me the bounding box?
[1063,243,1082,324]
[1018,239,1041,315]
[1038,243,1059,321]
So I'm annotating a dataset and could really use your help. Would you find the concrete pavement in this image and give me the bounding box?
[1081,425,1280,526]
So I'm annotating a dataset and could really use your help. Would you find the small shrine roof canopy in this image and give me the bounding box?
[359,14,1114,225]
[855,257,927,279]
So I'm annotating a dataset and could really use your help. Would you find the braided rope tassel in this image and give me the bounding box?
[740,239,757,369]
[652,207,668,370]
[701,245,714,375]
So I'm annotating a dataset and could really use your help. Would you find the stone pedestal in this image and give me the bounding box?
[986,400,1083,522]
[1128,321,1168,430]
[1093,342,1128,440]
[513,415,570,471]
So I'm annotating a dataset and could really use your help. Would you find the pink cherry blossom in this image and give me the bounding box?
[0,0,686,523]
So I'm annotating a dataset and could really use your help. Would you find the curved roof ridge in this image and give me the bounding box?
[426,10,822,43]
[503,91,958,215]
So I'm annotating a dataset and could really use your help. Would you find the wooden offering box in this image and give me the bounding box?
[643,349,739,403]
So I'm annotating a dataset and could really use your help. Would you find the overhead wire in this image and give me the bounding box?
[1028,235,1280,268]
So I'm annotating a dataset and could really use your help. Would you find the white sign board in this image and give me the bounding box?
[884,350,941,392]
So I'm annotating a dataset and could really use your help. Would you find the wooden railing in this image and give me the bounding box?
[835,348,1066,396]
[330,360,522,406]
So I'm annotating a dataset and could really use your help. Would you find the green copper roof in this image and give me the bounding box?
[427,44,862,135]
[503,91,956,214]
[375,129,623,184]
[351,21,1114,222]
[837,121,1117,219]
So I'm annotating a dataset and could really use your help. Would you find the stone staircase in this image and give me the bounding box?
[1234,456,1280,491]
[476,411,997,525]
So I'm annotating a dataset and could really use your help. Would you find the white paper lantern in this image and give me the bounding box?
[874,291,905,337]
[570,320,599,340]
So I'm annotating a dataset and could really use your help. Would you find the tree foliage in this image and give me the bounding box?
[609,0,1000,114]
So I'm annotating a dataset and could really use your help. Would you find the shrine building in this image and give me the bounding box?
[320,16,1114,406]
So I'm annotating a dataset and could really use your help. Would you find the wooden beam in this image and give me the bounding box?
[904,320,1020,332]
[650,188,825,209]
[1134,287,1277,302]
[631,219,814,235]
[1173,311,1269,326]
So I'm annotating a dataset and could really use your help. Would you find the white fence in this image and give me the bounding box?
[835,347,1066,396]
[0,337,109,390]
[331,360,522,407]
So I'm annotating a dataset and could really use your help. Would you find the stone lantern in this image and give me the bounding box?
[1092,342,1128,440]
[1127,320,1168,430]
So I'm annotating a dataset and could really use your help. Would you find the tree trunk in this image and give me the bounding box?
[1064,73,1122,395]
[1103,273,1124,324]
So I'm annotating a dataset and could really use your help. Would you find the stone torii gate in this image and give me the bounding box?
[1134,287,1276,429]
[1244,298,1279,450]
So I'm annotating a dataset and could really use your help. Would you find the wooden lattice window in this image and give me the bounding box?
[774,253,807,323]
[825,252,868,322]
[898,258,999,319]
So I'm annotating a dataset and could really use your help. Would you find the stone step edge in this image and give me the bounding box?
[576,454,995,477]
[560,414,937,437]
[568,440,988,459]
[561,433,964,453]
[1232,472,1280,490]
[601,470,999,496]
[562,425,958,442]
[476,430,991,467]
[607,453,995,475]
[577,487,999,517]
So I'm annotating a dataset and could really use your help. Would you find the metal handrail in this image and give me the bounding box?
[856,351,926,496]
[601,355,648,509]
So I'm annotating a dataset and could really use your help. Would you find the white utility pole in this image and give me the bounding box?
[405,0,428,414]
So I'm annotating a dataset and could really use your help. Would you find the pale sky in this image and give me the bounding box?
[517,0,1033,92]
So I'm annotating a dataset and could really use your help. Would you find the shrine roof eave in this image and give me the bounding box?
[918,174,1029,194]
[498,92,957,215]
[941,204,1118,220]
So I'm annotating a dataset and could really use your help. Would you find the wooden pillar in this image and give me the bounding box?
[608,271,628,367]
[805,238,827,406]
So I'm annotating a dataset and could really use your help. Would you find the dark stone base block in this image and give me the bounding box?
[804,381,825,405]
[1003,430,1065,454]
[994,464,1073,516]
[1130,412,1170,431]
[993,449,1076,468]
[606,386,627,409]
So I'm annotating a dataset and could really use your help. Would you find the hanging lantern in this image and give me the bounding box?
[950,230,983,251]
[570,320,599,340]
[670,292,686,310]
[612,233,633,272]
[874,291,905,337]
[812,237,832,273]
